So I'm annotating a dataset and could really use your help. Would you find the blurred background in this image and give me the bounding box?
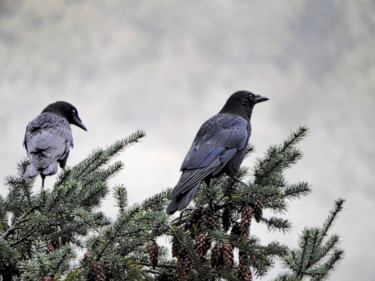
[0,0,374,279]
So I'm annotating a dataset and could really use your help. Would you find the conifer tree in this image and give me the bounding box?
[0,127,344,280]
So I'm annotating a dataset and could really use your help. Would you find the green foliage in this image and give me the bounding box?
[276,199,345,281]
[0,128,344,280]
[0,130,147,280]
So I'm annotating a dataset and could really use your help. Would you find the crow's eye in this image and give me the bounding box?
[72,109,77,115]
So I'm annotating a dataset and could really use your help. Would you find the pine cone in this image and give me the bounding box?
[222,207,232,232]
[195,233,211,259]
[82,252,91,267]
[149,241,159,269]
[210,243,224,270]
[43,274,54,281]
[203,208,217,230]
[172,236,182,258]
[46,239,59,253]
[222,243,234,270]
[253,200,263,223]
[46,242,54,254]
[240,205,253,238]
[184,207,202,231]
[89,260,106,281]
[176,255,191,279]
[239,251,252,281]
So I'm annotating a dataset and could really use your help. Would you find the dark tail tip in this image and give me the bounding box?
[166,201,177,215]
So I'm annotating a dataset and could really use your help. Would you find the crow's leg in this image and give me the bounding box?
[41,174,46,189]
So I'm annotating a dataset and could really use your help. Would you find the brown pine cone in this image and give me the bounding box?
[45,239,60,253]
[203,208,217,230]
[89,260,106,281]
[253,200,263,223]
[149,241,159,269]
[176,255,191,279]
[239,251,252,281]
[184,207,202,231]
[222,243,234,270]
[82,252,91,267]
[43,274,54,281]
[210,243,224,270]
[46,242,54,254]
[195,233,211,259]
[172,236,182,258]
[240,205,253,238]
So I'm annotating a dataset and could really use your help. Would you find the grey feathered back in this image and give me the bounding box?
[24,112,73,179]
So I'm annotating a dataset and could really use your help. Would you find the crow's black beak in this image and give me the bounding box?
[73,115,87,131]
[254,95,269,104]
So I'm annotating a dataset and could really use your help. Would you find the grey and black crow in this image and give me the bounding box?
[23,101,87,187]
[166,91,268,214]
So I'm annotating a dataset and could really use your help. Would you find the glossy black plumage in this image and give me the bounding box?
[166,91,268,214]
[23,101,87,186]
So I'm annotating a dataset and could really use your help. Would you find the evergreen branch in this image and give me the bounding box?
[141,190,170,211]
[95,207,140,259]
[66,149,104,184]
[0,237,19,262]
[266,241,289,256]
[35,250,48,276]
[114,185,128,213]
[244,143,255,158]
[283,182,311,200]
[306,266,328,281]
[80,181,108,208]
[324,248,344,273]
[297,228,311,278]
[273,273,301,281]
[6,174,33,208]
[51,246,73,276]
[10,221,43,247]
[65,130,145,184]
[320,199,345,240]
[316,235,340,263]
[53,168,71,187]
[2,205,39,239]
[262,217,291,233]
[254,126,308,185]
[281,126,308,152]
[79,161,123,188]
[305,228,320,269]
[282,251,300,275]
[136,261,175,270]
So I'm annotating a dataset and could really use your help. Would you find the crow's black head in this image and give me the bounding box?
[42,101,87,131]
[220,90,269,119]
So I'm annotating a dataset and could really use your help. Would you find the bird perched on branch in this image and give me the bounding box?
[23,101,87,187]
[166,91,268,214]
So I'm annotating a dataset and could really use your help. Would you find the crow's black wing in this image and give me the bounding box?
[24,113,73,177]
[181,113,249,171]
[171,113,249,198]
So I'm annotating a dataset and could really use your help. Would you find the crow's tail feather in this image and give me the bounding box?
[166,184,199,215]
[23,164,39,179]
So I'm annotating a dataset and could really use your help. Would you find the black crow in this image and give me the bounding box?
[23,101,87,187]
[166,91,268,214]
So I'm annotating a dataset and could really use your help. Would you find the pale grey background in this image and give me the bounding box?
[0,0,374,280]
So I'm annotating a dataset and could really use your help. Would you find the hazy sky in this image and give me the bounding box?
[0,0,374,280]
